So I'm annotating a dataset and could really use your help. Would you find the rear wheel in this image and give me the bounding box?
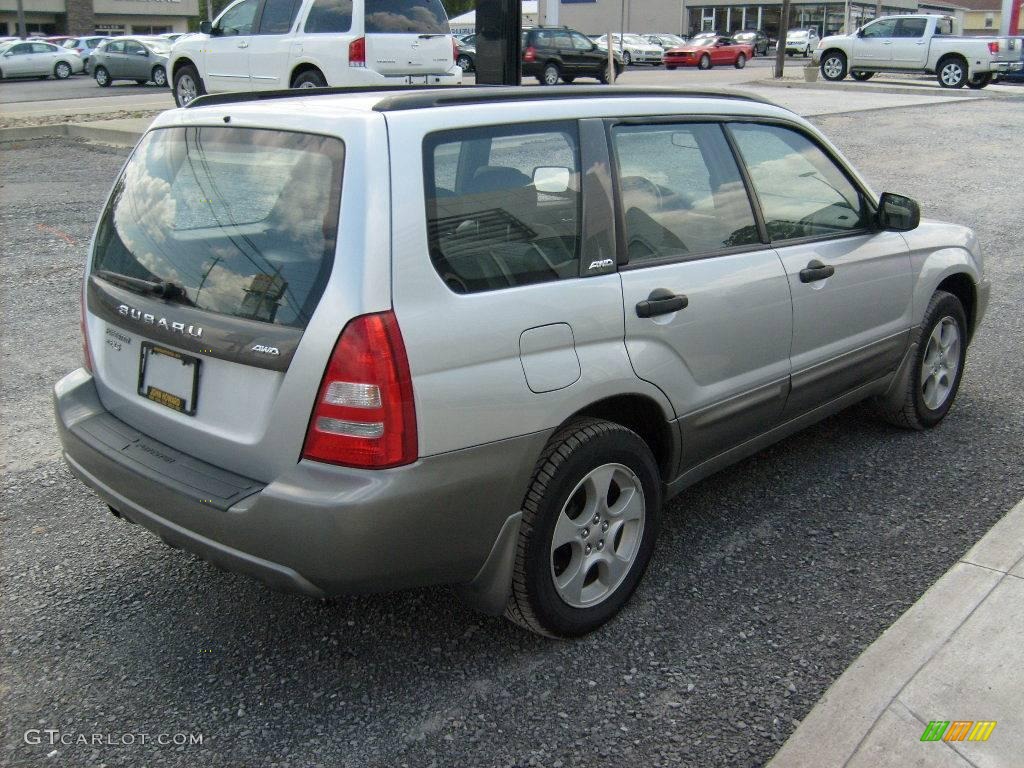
[504,419,661,638]
[541,62,561,85]
[623,51,632,66]
[54,61,72,80]
[967,72,992,89]
[937,56,968,88]
[820,51,847,81]
[292,68,327,88]
[151,65,167,87]
[456,53,472,71]
[698,53,711,70]
[734,53,747,69]
[172,63,204,106]
[851,70,874,81]
[94,65,111,87]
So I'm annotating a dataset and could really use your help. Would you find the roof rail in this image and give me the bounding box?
[185,85,773,113]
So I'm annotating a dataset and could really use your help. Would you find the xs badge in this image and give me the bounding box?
[251,344,280,356]
[588,259,614,270]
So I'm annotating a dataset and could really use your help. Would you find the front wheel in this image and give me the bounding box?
[151,65,167,87]
[623,51,632,66]
[734,53,747,69]
[698,53,711,70]
[541,62,561,85]
[94,65,111,87]
[937,57,967,88]
[872,291,967,430]
[967,72,992,90]
[561,75,575,84]
[820,51,848,81]
[54,61,72,80]
[172,64,205,106]
[504,419,661,638]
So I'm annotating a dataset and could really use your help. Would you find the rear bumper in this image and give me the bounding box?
[55,369,547,597]
[991,61,1023,73]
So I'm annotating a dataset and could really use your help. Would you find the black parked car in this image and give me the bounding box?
[732,29,770,56]
[522,26,623,85]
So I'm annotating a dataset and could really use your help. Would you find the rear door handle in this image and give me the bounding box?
[237,41,249,49]
[636,288,688,318]
[799,259,835,283]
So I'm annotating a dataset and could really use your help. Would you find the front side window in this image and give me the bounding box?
[304,0,352,33]
[365,0,448,34]
[861,19,897,38]
[729,123,869,241]
[425,123,581,294]
[613,123,761,264]
[259,0,301,34]
[571,32,592,50]
[93,127,344,328]
[218,0,259,36]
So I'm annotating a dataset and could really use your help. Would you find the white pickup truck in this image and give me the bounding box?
[813,14,1022,89]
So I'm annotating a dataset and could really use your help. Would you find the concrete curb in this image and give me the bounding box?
[752,78,1023,100]
[769,497,1024,768]
[0,121,145,147]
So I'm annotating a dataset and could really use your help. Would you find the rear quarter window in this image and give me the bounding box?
[304,0,353,33]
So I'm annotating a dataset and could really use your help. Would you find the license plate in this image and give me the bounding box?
[137,343,200,416]
[405,75,429,84]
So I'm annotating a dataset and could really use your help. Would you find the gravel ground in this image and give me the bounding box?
[2,98,1023,768]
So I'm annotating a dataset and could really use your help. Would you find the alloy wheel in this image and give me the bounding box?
[176,74,197,104]
[921,316,961,410]
[940,62,964,87]
[823,57,844,79]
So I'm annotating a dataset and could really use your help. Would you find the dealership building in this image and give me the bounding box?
[0,0,199,37]
[545,0,929,38]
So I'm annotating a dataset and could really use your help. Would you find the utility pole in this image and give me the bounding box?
[774,0,791,78]
[16,0,27,38]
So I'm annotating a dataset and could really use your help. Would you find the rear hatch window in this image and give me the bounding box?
[365,0,448,33]
[363,0,452,75]
[93,126,343,330]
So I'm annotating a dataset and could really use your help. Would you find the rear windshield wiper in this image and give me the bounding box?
[419,33,445,39]
[95,270,194,306]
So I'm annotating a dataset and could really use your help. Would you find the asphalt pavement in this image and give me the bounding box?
[1,96,1023,768]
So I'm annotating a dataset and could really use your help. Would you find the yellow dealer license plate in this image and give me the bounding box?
[137,342,200,416]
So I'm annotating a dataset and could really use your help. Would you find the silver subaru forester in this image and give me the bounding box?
[54,86,990,637]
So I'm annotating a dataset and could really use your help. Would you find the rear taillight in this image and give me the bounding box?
[302,311,417,469]
[452,37,458,62]
[80,292,94,373]
[348,36,366,67]
[988,41,1000,54]
[524,45,536,63]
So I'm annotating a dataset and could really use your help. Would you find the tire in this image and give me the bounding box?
[456,54,472,71]
[820,50,848,81]
[698,53,711,70]
[504,419,662,638]
[623,51,632,66]
[135,79,147,85]
[151,65,167,87]
[173,63,204,106]
[94,65,111,87]
[561,75,575,83]
[735,53,746,69]
[54,61,72,80]
[666,64,677,70]
[967,72,992,90]
[872,291,968,430]
[937,56,967,88]
[292,68,327,89]
[851,70,874,81]
[541,62,560,85]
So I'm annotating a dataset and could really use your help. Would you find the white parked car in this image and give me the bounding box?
[595,33,664,66]
[785,28,819,56]
[815,14,1022,89]
[170,0,462,106]
[0,39,84,80]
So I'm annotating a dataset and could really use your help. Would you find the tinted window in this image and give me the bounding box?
[124,41,146,55]
[861,19,897,38]
[106,40,124,54]
[365,0,448,34]
[304,0,352,33]
[894,17,927,37]
[612,123,760,263]
[729,123,869,241]
[571,32,592,50]
[258,0,301,33]
[93,127,344,328]
[32,43,57,53]
[425,123,581,294]
[218,0,259,36]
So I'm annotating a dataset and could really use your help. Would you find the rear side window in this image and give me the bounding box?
[93,127,344,328]
[106,40,124,53]
[365,0,448,34]
[894,18,927,38]
[424,123,581,294]
[259,0,302,34]
[304,0,352,33]
[728,123,869,241]
[612,123,761,262]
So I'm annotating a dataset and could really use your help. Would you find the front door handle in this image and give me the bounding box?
[799,259,835,283]
[237,40,249,49]
[636,288,688,318]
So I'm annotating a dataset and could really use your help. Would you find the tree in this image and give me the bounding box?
[443,0,476,17]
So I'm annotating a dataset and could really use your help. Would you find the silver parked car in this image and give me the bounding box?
[0,39,83,79]
[55,87,989,638]
[61,35,109,70]
[91,36,170,87]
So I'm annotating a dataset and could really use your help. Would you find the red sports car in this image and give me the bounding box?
[665,36,754,70]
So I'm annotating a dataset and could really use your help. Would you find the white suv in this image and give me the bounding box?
[170,0,462,106]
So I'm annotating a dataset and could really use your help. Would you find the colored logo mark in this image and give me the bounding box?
[920,721,997,742]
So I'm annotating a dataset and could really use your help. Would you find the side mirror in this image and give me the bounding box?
[533,166,571,194]
[877,192,920,231]
[200,20,214,35]
[138,49,150,56]
[856,28,865,37]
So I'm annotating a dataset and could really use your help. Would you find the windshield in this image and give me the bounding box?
[788,31,809,38]
[92,127,344,329]
[623,34,647,45]
[144,41,171,54]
